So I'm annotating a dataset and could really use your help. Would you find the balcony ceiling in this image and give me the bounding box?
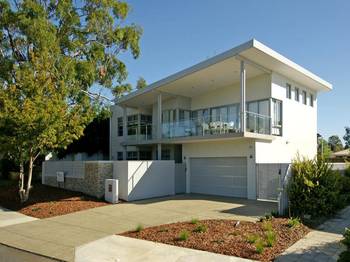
[118,57,263,108]
[117,39,332,108]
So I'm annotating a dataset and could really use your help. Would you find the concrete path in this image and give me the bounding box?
[0,244,59,262]
[276,206,350,262]
[0,206,37,227]
[0,194,276,262]
[75,235,252,262]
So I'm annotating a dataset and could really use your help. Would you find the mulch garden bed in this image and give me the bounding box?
[0,183,109,219]
[120,218,310,262]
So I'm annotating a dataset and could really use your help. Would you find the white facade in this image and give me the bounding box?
[110,39,331,200]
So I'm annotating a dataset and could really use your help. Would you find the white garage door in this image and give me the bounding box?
[190,157,247,198]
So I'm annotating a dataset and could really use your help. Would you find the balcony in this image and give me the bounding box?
[123,111,277,145]
[162,111,271,139]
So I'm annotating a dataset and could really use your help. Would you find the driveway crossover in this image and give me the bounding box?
[0,194,276,261]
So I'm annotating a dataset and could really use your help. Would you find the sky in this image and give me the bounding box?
[104,0,350,141]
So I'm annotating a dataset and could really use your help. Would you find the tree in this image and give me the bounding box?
[0,0,142,202]
[344,127,350,149]
[136,77,147,89]
[328,135,343,152]
[317,135,332,159]
[57,110,110,159]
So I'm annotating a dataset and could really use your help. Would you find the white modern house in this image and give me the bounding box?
[107,39,332,201]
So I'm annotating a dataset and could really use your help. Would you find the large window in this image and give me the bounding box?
[127,115,138,136]
[179,110,190,126]
[161,149,171,160]
[117,117,123,136]
[127,151,138,160]
[139,151,152,160]
[140,114,152,138]
[246,100,270,134]
[162,110,176,138]
[162,110,176,123]
[272,99,282,136]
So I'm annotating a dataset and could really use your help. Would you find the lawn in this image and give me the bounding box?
[120,217,309,262]
[0,181,109,218]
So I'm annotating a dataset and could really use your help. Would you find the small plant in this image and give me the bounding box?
[342,228,350,248]
[246,234,259,244]
[190,218,199,225]
[265,230,276,247]
[254,238,265,254]
[135,224,144,232]
[262,221,273,231]
[193,224,207,233]
[271,210,279,218]
[259,211,276,222]
[287,217,300,228]
[178,230,190,241]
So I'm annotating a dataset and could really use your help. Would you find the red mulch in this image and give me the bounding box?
[120,218,309,262]
[0,183,109,219]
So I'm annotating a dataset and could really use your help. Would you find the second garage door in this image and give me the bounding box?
[190,157,247,198]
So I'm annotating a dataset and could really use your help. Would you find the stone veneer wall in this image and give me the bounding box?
[43,161,113,198]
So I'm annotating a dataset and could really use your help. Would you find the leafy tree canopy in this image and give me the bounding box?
[344,127,350,149]
[328,135,343,152]
[57,109,110,159]
[317,137,332,159]
[0,0,142,201]
[136,76,147,89]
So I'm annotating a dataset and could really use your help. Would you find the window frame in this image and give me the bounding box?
[294,87,300,102]
[310,93,314,107]
[127,151,138,160]
[286,83,292,99]
[302,90,307,105]
[117,117,123,137]
[117,151,124,160]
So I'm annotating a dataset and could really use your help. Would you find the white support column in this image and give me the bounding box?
[240,60,246,133]
[157,93,162,160]
[122,106,127,160]
[185,157,190,193]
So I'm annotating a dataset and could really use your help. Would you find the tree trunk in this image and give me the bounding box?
[18,157,34,203]
[18,162,25,201]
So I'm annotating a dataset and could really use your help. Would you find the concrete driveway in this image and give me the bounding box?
[0,194,277,261]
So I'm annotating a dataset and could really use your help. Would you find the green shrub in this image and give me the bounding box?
[246,234,259,244]
[342,228,350,248]
[339,175,350,204]
[193,224,207,233]
[259,213,273,222]
[135,224,143,232]
[255,238,265,254]
[288,156,345,218]
[178,230,190,241]
[265,230,276,247]
[190,218,199,225]
[262,221,273,232]
[338,250,350,262]
[270,210,279,218]
[344,165,350,178]
[287,218,301,228]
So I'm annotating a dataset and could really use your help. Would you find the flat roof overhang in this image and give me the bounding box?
[117,39,332,108]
